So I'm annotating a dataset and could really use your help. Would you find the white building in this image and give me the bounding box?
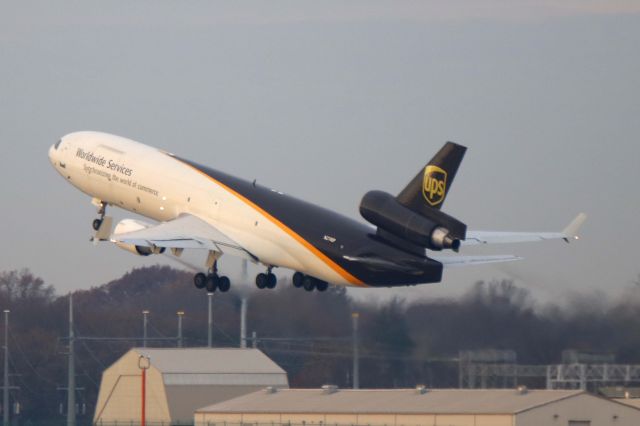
[94,348,288,425]
[195,386,640,426]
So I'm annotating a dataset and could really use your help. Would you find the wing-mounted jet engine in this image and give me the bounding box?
[360,142,467,253]
[112,218,165,256]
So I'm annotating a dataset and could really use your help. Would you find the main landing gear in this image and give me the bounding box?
[255,267,277,290]
[292,272,328,292]
[193,261,230,293]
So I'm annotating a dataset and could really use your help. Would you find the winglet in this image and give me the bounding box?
[562,213,587,242]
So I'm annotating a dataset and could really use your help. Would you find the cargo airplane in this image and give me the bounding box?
[48,132,585,293]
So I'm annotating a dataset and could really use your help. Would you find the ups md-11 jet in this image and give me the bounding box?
[48,132,585,293]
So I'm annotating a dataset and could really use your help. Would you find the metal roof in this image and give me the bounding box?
[133,347,286,375]
[614,398,640,409]
[166,384,283,423]
[197,388,587,415]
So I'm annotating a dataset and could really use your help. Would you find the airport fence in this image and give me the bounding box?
[14,422,395,426]
[99,423,394,426]
[8,422,401,426]
[14,422,191,426]
[192,423,397,426]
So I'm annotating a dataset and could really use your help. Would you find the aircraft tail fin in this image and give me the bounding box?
[396,141,467,212]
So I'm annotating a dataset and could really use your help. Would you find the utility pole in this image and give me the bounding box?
[352,312,360,389]
[3,309,9,426]
[177,311,184,348]
[138,356,150,426]
[67,294,75,426]
[142,310,149,348]
[207,293,213,348]
[240,298,248,348]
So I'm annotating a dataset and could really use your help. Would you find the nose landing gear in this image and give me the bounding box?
[89,200,113,243]
[92,201,108,231]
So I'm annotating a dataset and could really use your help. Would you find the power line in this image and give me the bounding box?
[8,331,58,386]
[79,340,106,370]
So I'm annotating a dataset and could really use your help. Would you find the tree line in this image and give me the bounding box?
[1,266,640,423]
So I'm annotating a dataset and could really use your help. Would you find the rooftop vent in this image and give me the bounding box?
[264,386,278,394]
[516,385,528,395]
[415,385,428,395]
[321,385,339,395]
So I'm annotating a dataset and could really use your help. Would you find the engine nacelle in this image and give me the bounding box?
[113,219,165,256]
[359,190,463,251]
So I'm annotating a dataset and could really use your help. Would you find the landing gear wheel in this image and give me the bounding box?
[92,201,107,231]
[206,275,219,292]
[292,272,304,288]
[266,273,277,289]
[303,276,316,292]
[316,281,329,292]
[255,273,268,289]
[218,276,231,292]
[194,273,207,289]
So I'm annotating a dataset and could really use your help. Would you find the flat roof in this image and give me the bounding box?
[197,388,586,415]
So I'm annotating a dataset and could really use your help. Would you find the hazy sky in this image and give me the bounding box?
[1,1,639,303]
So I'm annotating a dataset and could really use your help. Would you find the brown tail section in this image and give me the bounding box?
[394,142,467,241]
[396,142,467,212]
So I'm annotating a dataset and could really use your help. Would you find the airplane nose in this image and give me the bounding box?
[48,144,56,165]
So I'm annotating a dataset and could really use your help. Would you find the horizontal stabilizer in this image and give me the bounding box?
[342,255,425,275]
[432,254,523,268]
[463,213,587,246]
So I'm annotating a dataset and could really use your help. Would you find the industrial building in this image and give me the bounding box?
[94,347,289,425]
[603,387,640,409]
[195,386,640,426]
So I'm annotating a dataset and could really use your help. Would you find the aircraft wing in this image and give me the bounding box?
[109,214,258,261]
[463,213,586,246]
[431,254,522,268]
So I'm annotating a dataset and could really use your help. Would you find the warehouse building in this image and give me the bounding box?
[195,386,640,426]
[600,387,640,409]
[94,348,288,425]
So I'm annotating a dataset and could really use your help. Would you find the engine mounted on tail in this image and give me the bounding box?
[359,142,467,253]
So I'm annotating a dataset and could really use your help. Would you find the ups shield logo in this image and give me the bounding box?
[422,165,447,206]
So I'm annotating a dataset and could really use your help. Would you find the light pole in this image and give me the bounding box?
[138,355,150,426]
[352,312,360,389]
[67,295,75,426]
[207,293,213,348]
[142,310,149,348]
[240,297,248,348]
[3,310,9,426]
[177,311,184,348]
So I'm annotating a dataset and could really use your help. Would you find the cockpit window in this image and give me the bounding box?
[54,139,62,150]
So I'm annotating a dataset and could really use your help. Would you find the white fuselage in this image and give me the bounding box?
[48,131,359,286]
